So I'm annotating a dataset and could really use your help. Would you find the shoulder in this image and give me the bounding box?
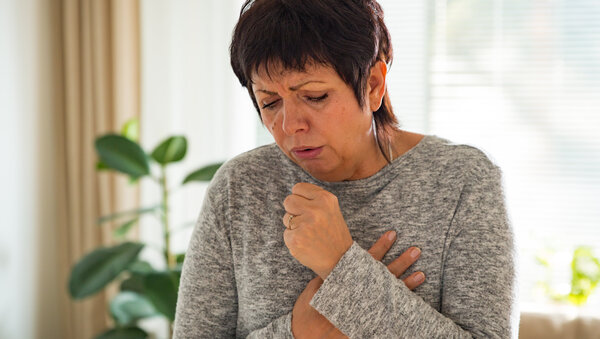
[419,135,501,183]
[215,144,287,185]
[206,143,295,197]
[214,143,282,179]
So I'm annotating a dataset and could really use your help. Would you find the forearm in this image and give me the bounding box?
[310,166,516,338]
[310,242,478,338]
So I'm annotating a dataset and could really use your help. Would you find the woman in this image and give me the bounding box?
[174,0,516,338]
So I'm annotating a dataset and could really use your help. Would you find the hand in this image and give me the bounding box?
[283,183,354,280]
[291,231,426,339]
[367,230,425,288]
[292,276,348,339]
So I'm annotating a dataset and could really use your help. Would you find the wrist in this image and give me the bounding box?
[319,241,352,280]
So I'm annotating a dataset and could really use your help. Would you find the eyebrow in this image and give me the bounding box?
[255,80,326,95]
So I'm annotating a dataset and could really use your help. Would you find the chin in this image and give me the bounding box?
[297,163,328,179]
[303,166,342,182]
[287,153,342,181]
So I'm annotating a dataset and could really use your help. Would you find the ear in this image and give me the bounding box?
[366,60,387,112]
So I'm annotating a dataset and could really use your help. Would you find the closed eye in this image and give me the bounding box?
[262,99,280,110]
[307,94,328,102]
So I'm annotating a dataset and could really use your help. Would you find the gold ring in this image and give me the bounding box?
[287,214,295,230]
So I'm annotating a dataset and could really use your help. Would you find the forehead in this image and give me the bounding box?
[250,62,340,89]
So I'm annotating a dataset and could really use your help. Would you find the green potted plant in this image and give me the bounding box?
[68,118,223,338]
[536,246,600,306]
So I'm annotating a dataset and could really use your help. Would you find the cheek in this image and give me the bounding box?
[261,113,281,136]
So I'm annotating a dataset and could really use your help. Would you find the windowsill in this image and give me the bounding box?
[519,301,600,339]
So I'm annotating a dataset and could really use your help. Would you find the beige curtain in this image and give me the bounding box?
[54,0,141,338]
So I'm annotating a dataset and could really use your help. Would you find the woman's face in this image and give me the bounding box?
[251,62,387,182]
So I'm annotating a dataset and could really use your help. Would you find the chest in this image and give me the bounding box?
[229,184,461,332]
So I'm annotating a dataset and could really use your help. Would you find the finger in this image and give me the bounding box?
[282,212,292,229]
[402,271,426,290]
[282,212,303,230]
[283,194,310,216]
[386,247,421,278]
[291,182,326,200]
[367,231,397,261]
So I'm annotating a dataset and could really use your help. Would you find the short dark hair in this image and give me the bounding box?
[230,0,399,161]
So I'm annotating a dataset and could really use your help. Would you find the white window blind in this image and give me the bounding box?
[381,0,600,307]
[378,1,431,133]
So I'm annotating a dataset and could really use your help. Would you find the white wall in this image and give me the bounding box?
[138,1,259,336]
[0,0,62,338]
[140,0,258,257]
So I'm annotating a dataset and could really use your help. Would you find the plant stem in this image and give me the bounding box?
[160,165,176,269]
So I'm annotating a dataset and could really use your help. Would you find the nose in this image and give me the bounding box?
[281,101,309,135]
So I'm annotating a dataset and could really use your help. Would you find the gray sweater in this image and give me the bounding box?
[173,135,517,338]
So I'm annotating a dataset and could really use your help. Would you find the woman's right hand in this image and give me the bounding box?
[291,231,425,339]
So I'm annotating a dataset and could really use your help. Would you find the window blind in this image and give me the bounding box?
[381,0,600,307]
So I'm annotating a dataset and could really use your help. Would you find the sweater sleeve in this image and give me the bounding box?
[173,177,295,339]
[173,182,238,338]
[309,165,516,338]
[246,313,294,339]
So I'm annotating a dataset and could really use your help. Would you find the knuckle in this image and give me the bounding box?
[321,192,338,208]
[283,195,293,207]
[315,190,328,200]
[291,182,305,194]
[286,234,298,248]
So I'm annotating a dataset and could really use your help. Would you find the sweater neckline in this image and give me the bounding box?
[275,134,437,191]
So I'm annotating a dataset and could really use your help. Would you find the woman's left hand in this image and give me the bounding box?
[283,183,354,280]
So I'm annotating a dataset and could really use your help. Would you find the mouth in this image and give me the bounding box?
[291,146,324,160]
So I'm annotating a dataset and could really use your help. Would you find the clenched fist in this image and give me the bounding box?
[282,183,354,280]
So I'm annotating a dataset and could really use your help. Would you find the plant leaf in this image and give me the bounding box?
[120,261,155,293]
[95,134,150,178]
[110,291,158,326]
[175,253,185,265]
[121,118,140,142]
[567,246,600,306]
[150,136,187,165]
[97,204,160,224]
[143,271,178,321]
[69,242,145,299]
[96,160,110,171]
[128,260,154,275]
[113,219,138,240]
[120,273,145,294]
[182,162,223,184]
[95,326,148,339]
